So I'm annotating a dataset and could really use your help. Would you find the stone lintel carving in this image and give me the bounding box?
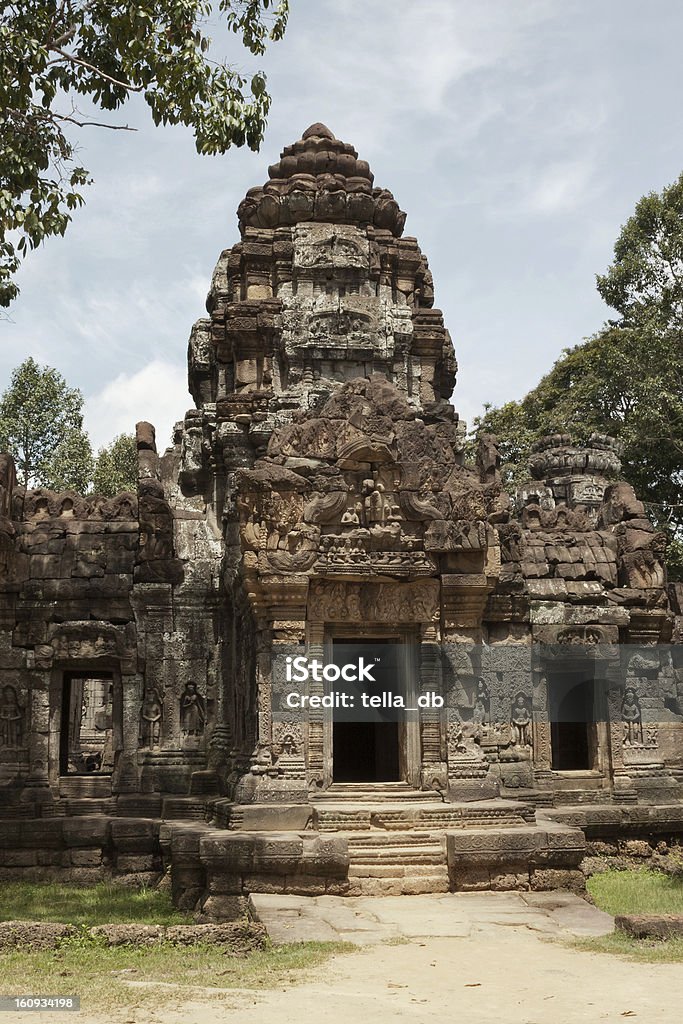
[308,579,439,623]
[48,621,134,671]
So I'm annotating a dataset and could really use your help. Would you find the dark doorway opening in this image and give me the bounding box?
[333,720,400,782]
[550,670,596,771]
[332,638,402,783]
[60,673,114,775]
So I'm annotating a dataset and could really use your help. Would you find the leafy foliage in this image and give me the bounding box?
[0,356,93,491]
[92,432,137,495]
[597,172,683,331]
[0,0,289,305]
[474,327,683,527]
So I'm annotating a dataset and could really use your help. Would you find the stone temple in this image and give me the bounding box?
[1,124,682,910]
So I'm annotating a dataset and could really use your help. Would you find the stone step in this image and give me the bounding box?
[63,798,117,816]
[58,775,112,799]
[345,831,447,881]
[500,789,555,808]
[316,798,535,832]
[346,870,450,896]
[312,782,436,803]
[161,796,210,821]
[552,790,611,806]
[346,826,449,895]
[349,846,445,865]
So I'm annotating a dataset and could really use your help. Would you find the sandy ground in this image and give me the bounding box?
[10,892,683,1024]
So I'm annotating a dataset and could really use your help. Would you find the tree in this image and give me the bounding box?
[473,172,683,578]
[0,356,93,490]
[93,433,137,495]
[475,326,683,519]
[597,171,683,333]
[1,0,289,306]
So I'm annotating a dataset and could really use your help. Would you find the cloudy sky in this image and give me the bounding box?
[5,0,683,452]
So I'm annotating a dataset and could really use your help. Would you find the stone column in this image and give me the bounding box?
[23,660,53,809]
[305,621,326,791]
[532,668,552,772]
[419,622,446,791]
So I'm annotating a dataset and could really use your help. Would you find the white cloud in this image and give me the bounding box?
[525,157,597,214]
[84,360,190,452]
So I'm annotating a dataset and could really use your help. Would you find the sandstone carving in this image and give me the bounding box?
[0,685,23,748]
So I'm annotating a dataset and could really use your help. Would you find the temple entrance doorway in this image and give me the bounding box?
[60,672,115,775]
[549,668,598,772]
[330,637,408,784]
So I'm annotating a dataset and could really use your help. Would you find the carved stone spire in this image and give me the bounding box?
[237,124,406,237]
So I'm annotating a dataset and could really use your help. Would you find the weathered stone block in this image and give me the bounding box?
[110,819,158,853]
[62,817,110,848]
[616,914,683,939]
[242,874,288,893]
[621,839,653,858]
[91,924,164,946]
[283,875,328,895]
[0,850,37,867]
[116,854,156,872]
[70,849,103,867]
[206,872,243,895]
[530,868,585,892]
[199,895,248,921]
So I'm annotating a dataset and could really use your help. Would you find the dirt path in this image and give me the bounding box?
[14,893,683,1024]
[79,932,683,1024]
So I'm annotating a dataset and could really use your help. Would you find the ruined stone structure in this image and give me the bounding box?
[1,125,682,909]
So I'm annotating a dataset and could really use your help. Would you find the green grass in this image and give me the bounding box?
[0,937,353,1011]
[0,882,353,1010]
[570,870,683,963]
[587,869,683,916]
[0,881,191,926]
[573,932,683,964]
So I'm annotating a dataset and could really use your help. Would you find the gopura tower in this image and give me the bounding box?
[0,124,681,902]
[180,121,500,802]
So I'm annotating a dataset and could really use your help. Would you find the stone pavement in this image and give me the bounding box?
[249,890,615,944]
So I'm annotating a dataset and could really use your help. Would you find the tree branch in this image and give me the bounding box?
[55,112,137,131]
[7,106,137,134]
[49,47,144,92]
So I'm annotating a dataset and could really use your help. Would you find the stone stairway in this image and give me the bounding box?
[55,775,116,816]
[345,829,449,895]
[307,790,552,897]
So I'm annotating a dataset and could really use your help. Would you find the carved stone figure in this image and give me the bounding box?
[511,693,532,749]
[464,679,489,741]
[0,685,23,748]
[621,687,644,746]
[180,683,206,737]
[140,689,163,749]
[476,434,501,485]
